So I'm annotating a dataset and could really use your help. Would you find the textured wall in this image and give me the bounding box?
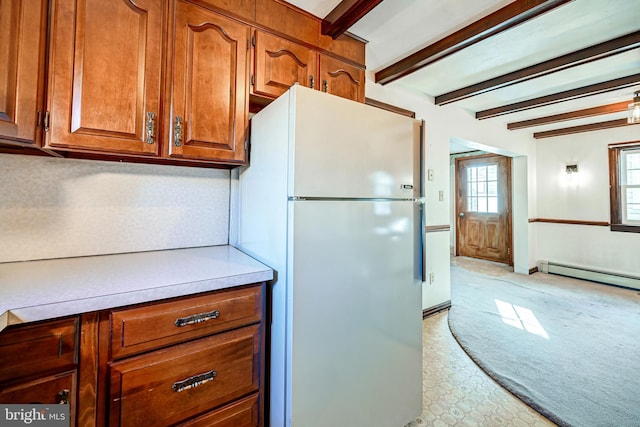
[0,154,230,263]
[535,126,640,277]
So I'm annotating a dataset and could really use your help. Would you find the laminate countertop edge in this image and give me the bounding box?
[0,245,273,332]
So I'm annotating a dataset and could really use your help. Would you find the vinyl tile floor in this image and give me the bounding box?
[406,258,557,427]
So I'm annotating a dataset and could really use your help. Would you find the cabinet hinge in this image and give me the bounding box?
[250,75,254,86]
[43,111,50,132]
[507,247,511,255]
[251,34,255,47]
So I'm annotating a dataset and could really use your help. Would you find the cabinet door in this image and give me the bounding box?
[0,371,76,425]
[167,1,249,164]
[0,0,47,146]
[109,325,261,427]
[318,55,365,103]
[252,30,317,99]
[177,393,260,427]
[45,0,163,155]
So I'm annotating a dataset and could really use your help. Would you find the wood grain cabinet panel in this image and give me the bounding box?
[255,0,319,47]
[166,1,250,164]
[177,393,259,427]
[319,55,365,103]
[0,318,79,425]
[252,30,317,99]
[0,0,47,146]
[45,0,163,155]
[109,324,262,427]
[189,0,255,21]
[0,317,79,383]
[0,371,77,425]
[110,285,263,359]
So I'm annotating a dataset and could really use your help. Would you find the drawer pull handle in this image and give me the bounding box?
[174,116,183,147]
[145,112,156,144]
[172,369,217,393]
[174,310,220,327]
[57,389,70,404]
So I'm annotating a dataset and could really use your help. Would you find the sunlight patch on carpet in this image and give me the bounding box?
[494,299,549,339]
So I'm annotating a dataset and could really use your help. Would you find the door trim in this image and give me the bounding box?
[455,154,513,266]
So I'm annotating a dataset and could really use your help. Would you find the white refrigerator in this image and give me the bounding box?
[231,85,424,427]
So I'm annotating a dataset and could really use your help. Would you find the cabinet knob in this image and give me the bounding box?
[56,389,70,404]
[174,116,183,147]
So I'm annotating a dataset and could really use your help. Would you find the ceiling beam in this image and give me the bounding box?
[507,101,630,129]
[436,31,640,105]
[321,0,385,39]
[533,119,636,139]
[476,73,640,119]
[374,0,573,85]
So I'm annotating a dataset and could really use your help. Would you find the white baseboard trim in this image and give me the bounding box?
[539,261,640,290]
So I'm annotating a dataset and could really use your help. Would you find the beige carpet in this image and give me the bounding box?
[448,257,640,427]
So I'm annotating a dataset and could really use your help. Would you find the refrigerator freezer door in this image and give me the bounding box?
[287,199,422,427]
[288,86,421,200]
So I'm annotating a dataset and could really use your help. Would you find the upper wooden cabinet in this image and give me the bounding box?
[44,0,164,156]
[252,30,317,99]
[319,55,365,103]
[166,1,250,164]
[0,0,48,147]
[0,0,365,166]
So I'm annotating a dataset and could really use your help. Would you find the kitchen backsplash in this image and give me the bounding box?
[0,154,230,263]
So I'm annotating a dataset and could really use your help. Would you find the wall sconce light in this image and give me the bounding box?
[629,91,640,124]
[565,164,579,174]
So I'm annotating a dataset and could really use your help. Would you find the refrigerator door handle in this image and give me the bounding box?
[417,202,426,283]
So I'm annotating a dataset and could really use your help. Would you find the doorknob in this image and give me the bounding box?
[459,212,465,218]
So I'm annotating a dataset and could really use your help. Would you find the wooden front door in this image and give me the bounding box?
[456,155,512,265]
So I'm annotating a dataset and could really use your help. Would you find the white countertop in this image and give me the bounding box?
[0,245,273,331]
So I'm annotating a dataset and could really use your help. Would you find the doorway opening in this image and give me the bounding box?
[455,154,513,266]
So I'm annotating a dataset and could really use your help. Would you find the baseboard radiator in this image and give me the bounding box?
[539,261,640,290]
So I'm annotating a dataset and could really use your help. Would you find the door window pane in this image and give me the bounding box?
[466,164,499,213]
[488,197,498,212]
[488,181,497,196]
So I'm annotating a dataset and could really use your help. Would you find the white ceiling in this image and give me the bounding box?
[287,0,640,152]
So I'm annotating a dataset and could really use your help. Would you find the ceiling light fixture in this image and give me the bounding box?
[629,91,640,124]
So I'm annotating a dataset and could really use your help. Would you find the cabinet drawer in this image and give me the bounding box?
[178,393,260,427]
[0,371,76,425]
[0,317,78,383]
[109,324,261,427]
[111,284,263,359]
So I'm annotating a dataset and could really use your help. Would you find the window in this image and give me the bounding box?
[609,142,640,232]
[467,164,498,213]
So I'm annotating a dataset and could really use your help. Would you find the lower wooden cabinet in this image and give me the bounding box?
[0,317,79,425]
[104,283,265,426]
[108,325,262,426]
[0,283,265,427]
[0,371,77,425]
[177,393,260,427]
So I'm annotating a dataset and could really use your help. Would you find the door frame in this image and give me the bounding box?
[455,153,513,266]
